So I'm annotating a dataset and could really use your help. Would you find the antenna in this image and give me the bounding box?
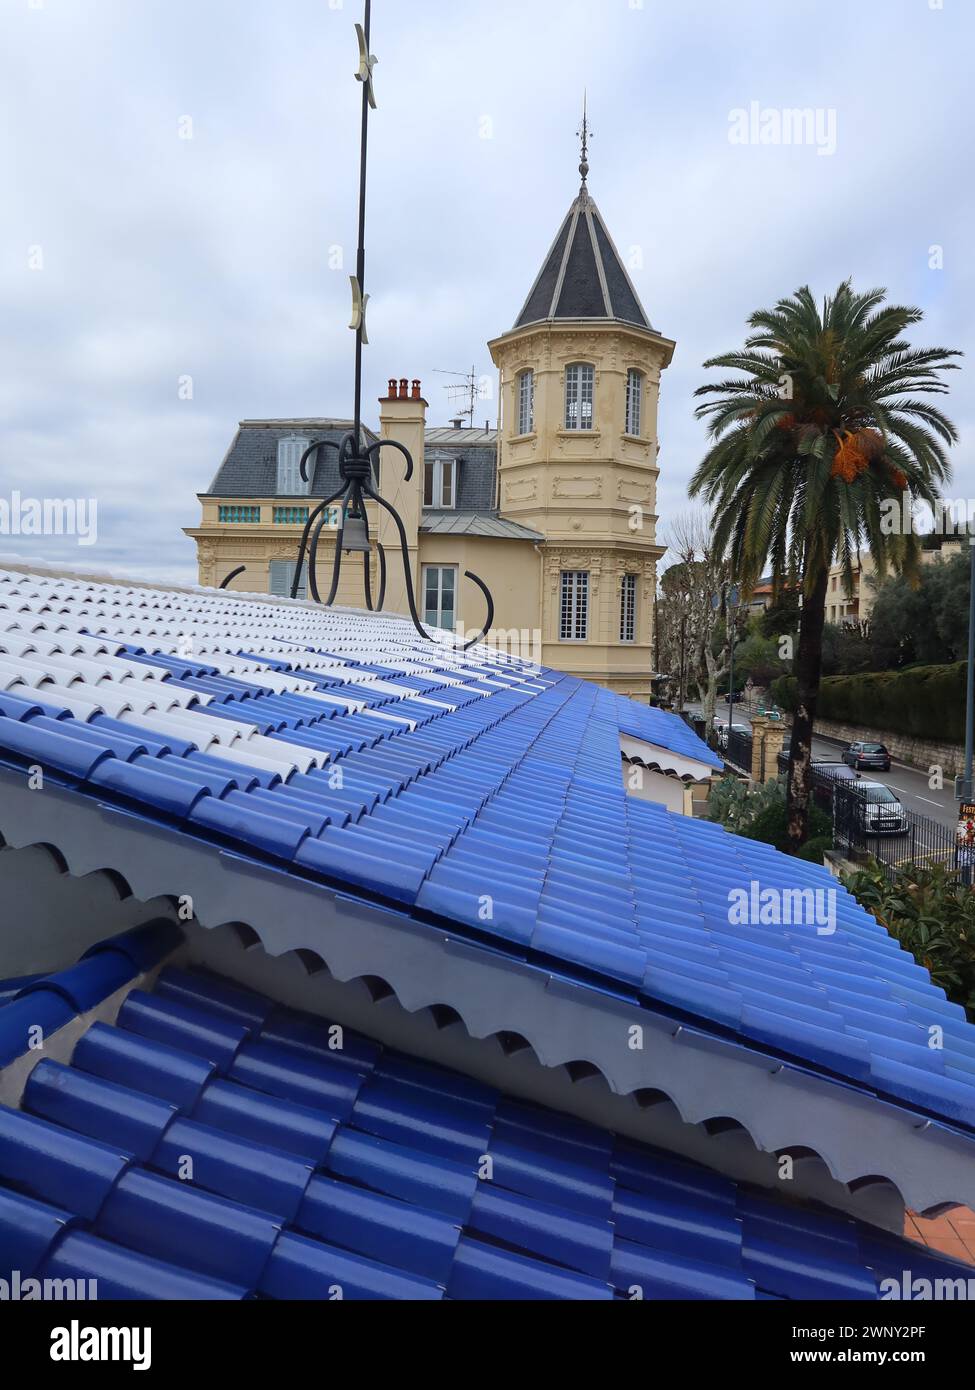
[434,366,479,427]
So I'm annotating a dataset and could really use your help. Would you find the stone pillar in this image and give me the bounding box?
[377,379,425,618]
[751,722,773,789]
[763,721,787,783]
[750,717,786,784]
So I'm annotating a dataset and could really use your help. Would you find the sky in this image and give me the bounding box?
[1,0,972,583]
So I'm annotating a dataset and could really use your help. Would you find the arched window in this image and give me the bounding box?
[517,370,535,436]
[564,364,595,431]
[625,369,644,437]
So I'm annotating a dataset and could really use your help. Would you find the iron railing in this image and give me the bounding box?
[725,727,754,776]
[833,782,958,882]
[706,723,754,777]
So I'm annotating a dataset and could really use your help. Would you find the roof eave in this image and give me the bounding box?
[3,769,974,1222]
[489,319,676,368]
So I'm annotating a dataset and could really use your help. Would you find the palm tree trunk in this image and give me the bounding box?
[786,563,830,853]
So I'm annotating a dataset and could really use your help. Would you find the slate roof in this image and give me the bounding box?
[0,921,969,1301]
[206,422,501,519]
[424,437,498,514]
[204,421,379,500]
[515,189,653,332]
[2,564,975,1217]
[420,513,543,542]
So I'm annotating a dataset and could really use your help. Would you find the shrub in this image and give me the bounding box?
[771,663,964,742]
[771,674,797,712]
[708,775,829,851]
[706,774,752,832]
[843,863,975,1016]
[740,798,831,853]
[797,835,833,865]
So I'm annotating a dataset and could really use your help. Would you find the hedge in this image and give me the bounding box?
[771,663,965,743]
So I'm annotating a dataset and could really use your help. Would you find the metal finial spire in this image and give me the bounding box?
[577,92,591,192]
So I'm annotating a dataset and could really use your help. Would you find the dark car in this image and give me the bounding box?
[842,741,892,773]
[775,755,861,809]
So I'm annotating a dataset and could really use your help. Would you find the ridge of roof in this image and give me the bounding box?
[237,419,364,430]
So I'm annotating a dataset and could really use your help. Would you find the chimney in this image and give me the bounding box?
[451,418,464,430]
[378,377,427,616]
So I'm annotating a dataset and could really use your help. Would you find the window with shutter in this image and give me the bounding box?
[269,559,306,600]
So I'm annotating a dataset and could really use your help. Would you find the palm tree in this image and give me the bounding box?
[690,282,960,853]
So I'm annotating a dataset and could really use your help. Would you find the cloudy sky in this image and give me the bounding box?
[1,0,972,582]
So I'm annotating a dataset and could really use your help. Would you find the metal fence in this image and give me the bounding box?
[704,722,754,777]
[833,782,958,881]
[725,727,754,777]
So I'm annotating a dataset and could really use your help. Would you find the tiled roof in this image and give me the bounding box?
[2,563,975,1214]
[908,1208,975,1265]
[514,189,653,332]
[619,705,723,768]
[0,922,967,1301]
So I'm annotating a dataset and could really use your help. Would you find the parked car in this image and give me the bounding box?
[775,754,861,809]
[855,782,909,835]
[842,740,892,772]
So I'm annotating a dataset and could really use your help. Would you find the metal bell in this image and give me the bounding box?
[341,511,371,553]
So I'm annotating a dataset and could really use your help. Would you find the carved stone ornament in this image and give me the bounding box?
[553,475,602,500]
[505,477,537,503]
[617,477,652,503]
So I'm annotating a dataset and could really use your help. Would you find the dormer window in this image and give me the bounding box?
[564,364,594,431]
[626,369,644,437]
[277,435,312,496]
[517,370,535,436]
[424,456,456,508]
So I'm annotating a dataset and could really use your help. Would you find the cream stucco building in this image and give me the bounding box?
[186,165,674,702]
[825,541,965,626]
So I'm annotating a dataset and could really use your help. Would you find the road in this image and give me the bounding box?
[684,702,958,831]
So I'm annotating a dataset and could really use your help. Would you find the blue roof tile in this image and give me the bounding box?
[4,569,975,1232]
